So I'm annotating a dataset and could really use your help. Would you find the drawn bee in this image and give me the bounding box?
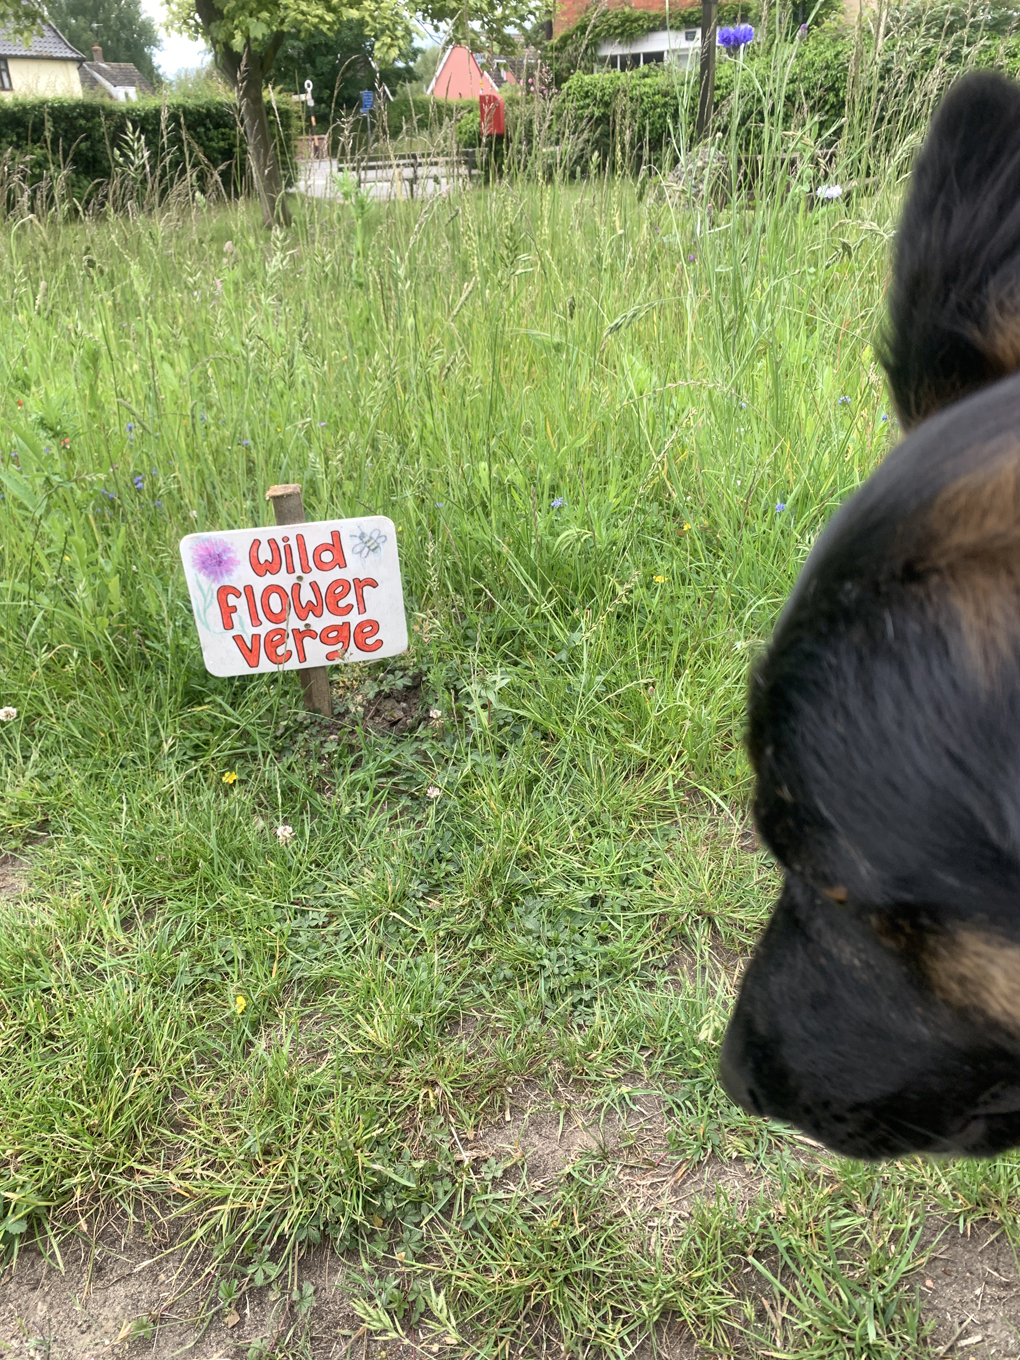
[351,525,387,560]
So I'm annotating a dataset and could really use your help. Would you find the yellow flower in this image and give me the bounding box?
[653,575,666,583]
[234,995,246,1014]
[222,771,238,785]
[682,523,691,533]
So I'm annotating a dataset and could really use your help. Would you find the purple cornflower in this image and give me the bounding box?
[155,500,163,508]
[191,537,239,582]
[551,497,565,509]
[101,489,115,499]
[718,23,754,50]
[240,439,251,447]
[880,413,889,422]
[126,423,134,432]
[133,475,144,489]
[775,502,786,512]
[797,22,808,37]
[838,395,850,404]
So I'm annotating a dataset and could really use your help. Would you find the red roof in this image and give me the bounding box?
[428,45,501,100]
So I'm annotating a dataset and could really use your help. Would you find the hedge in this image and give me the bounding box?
[0,96,299,207]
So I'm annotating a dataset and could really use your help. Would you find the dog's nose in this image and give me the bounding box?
[718,1041,762,1115]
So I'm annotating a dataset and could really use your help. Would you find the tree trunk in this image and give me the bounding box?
[696,0,718,142]
[236,41,291,228]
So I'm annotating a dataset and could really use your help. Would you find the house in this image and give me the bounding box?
[427,45,502,100]
[80,45,153,101]
[0,21,84,97]
[597,26,702,69]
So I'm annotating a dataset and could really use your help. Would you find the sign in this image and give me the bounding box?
[304,77,314,109]
[361,89,374,112]
[479,92,505,137]
[180,517,407,677]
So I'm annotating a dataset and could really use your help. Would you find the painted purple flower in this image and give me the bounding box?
[192,537,239,582]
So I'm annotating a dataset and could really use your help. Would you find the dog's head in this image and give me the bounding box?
[719,377,1020,1158]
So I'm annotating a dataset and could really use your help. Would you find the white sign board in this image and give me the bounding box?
[180,517,407,677]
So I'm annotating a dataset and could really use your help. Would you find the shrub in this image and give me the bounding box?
[0,96,298,209]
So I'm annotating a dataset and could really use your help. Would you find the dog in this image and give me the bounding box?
[719,71,1020,1159]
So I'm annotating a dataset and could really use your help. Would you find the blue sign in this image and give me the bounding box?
[360,90,374,112]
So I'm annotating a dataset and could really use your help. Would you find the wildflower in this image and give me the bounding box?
[16,399,22,407]
[838,395,850,404]
[234,995,246,1014]
[155,500,163,508]
[0,707,17,721]
[240,439,251,447]
[222,771,238,784]
[429,708,443,721]
[682,522,691,532]
[775,502,787,512]
[688,253,695,261]
[276,824,295,844]
[653,575,666,583]
[426,786,442,799]
[551,497,565,509]
[126,423,134,432]
[191,537,240,583]
[318,421,326,427]
[740,401,747,408]
[224,239,235,254]
[816,184,843,200]
[101,489,115,499]
[718,23,754,49]
[880,413,889,422]
[133,475,144,489]
[435,502,444,508]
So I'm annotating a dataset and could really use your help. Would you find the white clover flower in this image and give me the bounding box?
[426,786,442,799]
[0,707,17,722]
[276,824,295,844]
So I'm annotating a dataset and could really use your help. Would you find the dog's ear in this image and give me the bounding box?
[878,73,1020,428]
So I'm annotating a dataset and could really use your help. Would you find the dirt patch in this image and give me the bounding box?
[0,854,27,900]
[0,1217,370,1360]
[919,1219,1020,1358]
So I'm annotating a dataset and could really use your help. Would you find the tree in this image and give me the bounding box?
[165,0,413,227]
[277,18,413,112]
[45,0,160,86]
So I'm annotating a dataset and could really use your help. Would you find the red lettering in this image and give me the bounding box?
[291,581,324,620]
[249,537,282,576]
[353,577,378,616]
[243,584,263,627]
[320,623,350,659]
[264,627,292,665]
[354,619,383,652]
[232,633,261,668]
[312,529,347,571]
[295,533,312,573]
[324,579,352,616]
[217,585,240,630]
[283,540,296,574]
[261,584,290,624]
[292,628,318,663]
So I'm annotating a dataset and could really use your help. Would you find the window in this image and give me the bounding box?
[642,51,665,63]
[0,58,12,91]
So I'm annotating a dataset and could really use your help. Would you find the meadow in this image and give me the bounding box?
[2,129,1020,1357]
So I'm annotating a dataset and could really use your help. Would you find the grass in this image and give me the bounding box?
[1,152,1020,1356]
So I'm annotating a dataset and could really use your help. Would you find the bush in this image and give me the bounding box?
[0,96,298,208]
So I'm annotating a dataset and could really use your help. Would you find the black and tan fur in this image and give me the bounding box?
[719,72,1020,1158]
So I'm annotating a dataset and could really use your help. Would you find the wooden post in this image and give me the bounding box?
[696,0,718,142]
[265,483,332,717]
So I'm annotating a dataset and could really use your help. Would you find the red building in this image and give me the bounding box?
[428,45,504,99]
[553,0,671,38]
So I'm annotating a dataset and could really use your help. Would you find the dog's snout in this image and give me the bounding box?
[718,1037,762,1115]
